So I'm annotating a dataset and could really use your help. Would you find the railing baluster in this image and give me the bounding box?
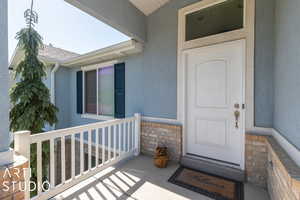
[122,122,125,154]
[95,128,99,167]
[61,136,66,184]
[71,134,75,179]
[37,141,42,195]
[80,132,84,174]
[118,124,121,157]
[108,126,111,161]
[102,128,105,165]
[127,122,130,152]
[113,125,116,159]
[131,121,134,151]
[88,130,92,171]
[50,138,55,188]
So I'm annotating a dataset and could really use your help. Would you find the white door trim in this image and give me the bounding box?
[177,0,255,169]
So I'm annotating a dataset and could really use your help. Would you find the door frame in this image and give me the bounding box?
[177,0,255,170]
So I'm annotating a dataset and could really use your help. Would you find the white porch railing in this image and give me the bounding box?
[14,113,141,200]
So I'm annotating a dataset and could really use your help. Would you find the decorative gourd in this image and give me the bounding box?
[154,146,169,168]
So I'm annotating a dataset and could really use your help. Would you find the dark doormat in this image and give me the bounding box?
[168,167,243,200]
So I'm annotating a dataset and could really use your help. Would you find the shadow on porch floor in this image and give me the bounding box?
[52,155,270,200]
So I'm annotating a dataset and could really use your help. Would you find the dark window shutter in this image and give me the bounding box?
[114,63,125,118]
[76,71,83,114]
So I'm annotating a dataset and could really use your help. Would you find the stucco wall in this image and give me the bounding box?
[254,0,274,128]
[125,0,275,124]
[55,67,73,129]
[0,0,10,152]
[273,0,300,149]
[60,0,275,129]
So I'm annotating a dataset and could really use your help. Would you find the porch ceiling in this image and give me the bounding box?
[129,0,171,16]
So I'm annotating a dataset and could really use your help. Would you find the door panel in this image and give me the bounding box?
[186,39,245,167]
[195,119,227,146]
[196,60,228,108]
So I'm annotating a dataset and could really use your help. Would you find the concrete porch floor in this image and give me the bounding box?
[52,155,270,200]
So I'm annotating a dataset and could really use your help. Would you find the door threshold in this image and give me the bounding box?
[186,153,241,169]
[181,154,245,182]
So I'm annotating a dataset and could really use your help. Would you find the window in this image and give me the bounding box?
[85,70,97,114]
[185,0,244,41]
[84,66,114,117]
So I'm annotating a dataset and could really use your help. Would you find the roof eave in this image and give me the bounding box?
[62,39,143,67]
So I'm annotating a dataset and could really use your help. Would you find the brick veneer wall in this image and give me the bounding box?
[0,153,28,200]
[267,137,300,200]
[245,133,300,200]
[141,121,182,161]
[245,134,268,188]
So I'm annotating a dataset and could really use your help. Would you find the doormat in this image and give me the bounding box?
[168,167,243,200]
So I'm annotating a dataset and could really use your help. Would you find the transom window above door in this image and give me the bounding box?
[178,0,249,50]
[185,0,244,41]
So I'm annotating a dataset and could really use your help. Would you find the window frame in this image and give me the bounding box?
[178,0,247,50]
[81,60,118,120]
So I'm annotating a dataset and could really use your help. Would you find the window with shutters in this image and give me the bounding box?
[84,65,115,117]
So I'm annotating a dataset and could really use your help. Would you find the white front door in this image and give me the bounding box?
[186,39,245,167]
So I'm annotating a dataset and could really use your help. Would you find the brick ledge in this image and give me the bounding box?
[246,132,300,196]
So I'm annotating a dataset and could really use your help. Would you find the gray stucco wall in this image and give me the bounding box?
[273,0,300,149]
[58,0,275,128]
[136,0,199,118]
[126,0,275,123]
[254,0,275,128]
[55,67,73,129]
[0,0,10,152]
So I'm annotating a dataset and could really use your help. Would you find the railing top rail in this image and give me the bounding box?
[30,116,137,144]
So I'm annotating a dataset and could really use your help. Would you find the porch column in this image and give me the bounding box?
[0,0,12,165]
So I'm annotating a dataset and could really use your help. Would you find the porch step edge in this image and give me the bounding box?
[180,155,245,182]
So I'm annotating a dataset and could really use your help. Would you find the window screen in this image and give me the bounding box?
[85,70,97,114]
[186,0,244,41]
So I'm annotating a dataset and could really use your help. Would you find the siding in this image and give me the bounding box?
[273,0,300,149]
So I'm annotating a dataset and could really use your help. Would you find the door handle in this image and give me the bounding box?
[234,103,240,129]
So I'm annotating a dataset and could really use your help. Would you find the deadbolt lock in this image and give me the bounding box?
[234,103,240,109]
